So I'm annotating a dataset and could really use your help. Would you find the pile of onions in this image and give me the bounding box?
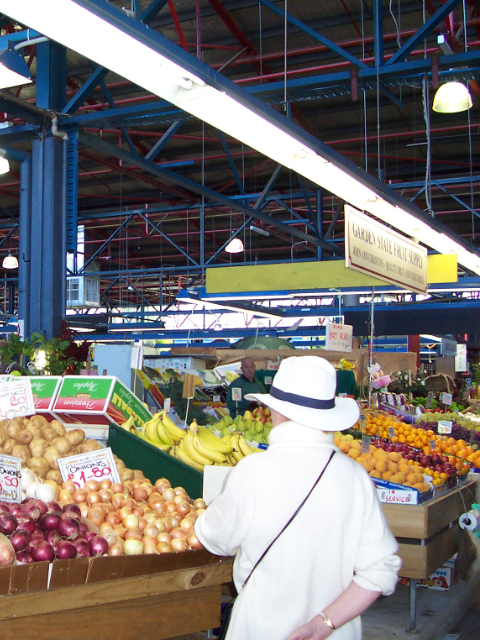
[0,499,108,564]
[58,477,206,556]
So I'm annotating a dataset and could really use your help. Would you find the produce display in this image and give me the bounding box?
[213,407,273,445]
[124,410,261,472]
[415,411,480,445]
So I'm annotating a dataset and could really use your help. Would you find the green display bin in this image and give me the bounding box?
[108,423,204,499]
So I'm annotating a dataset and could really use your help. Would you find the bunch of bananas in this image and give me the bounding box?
[172,420,260,472]
[121,410,186,451]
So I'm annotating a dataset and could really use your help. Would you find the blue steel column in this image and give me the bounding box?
[29,137,67,339]
[316,189,323,262]
[18,158,32,338]
[26,42,67,339]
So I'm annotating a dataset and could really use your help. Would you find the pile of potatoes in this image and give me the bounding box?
[0,414,140,489]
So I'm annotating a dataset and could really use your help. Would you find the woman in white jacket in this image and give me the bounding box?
[195,356,401,640]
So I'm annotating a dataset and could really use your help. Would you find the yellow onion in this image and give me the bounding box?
[143,524,159,538]
[105,511,122,526]
[194,498,207,510]
[100,479,112,490]
[108,543,124,556]
[157,532,172,544]
[122,514,139,530]
[133,487,148,502]
[87,492,102,506]
[73,489,88,504]
[171,538,188,552]
[162,488,176,502]
[143,542,159,555]
[142,535,158,547]
[123,538,144,555]
[111,483,124,494]
[84,479,100,493]
[124,527,143,541]
[170,527,188,540]
[157,541,173,553]
[187,532,203,549]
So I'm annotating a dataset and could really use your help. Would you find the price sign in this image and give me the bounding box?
[0,378,35,418]
[0,454,22,503]
[388,427,395,439]
[438,420,453,435]
[231,388,242,402]
[426,392,434,409]
[430,439,437,450]
[359,414,367,434]
[164,397,171,412]
[58,447,120,488]
[264,377,273,386]
[361,436,372,454]
[212,395,221,403]
[440,392,453,406]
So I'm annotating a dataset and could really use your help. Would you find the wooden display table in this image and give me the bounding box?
[0,550,233,640]
[381,477,478,630]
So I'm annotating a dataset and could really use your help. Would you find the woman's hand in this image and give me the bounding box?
[284,616,333,640]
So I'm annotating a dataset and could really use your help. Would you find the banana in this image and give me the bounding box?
[192,430,228,464]
[198,427,233,454]
[151,441,171,452]
[162,412,186,442]
[144,417,164,445]
[174,442,204,472]
[183,432,214,466]
[238,436,255,457]
[230,434,244,463]
[156,419,175,447]
[120,414,135,430]
[226,454,237,466]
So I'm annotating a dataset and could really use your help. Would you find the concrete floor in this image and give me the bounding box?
[171,575,480,640]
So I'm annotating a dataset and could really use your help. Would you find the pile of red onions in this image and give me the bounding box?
[0,498,108,565]
[57,477,206,556]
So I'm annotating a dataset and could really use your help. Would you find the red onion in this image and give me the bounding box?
[62,504,81,519]
[15,514,36,535]
[16,550,34,564]
[9,503,22,517]
[57,517,80,541]
[73,537,92,558]
[0,514,18,535]
[31,541,55,562]
[47,500,62,513]
[78,521,89,537]
[21,504,41,522]
[33,499,48,517]
[90,535,108,557]
[55,540,77,559]
[0,533,15,566]
[45,530,61,547]
[10,529,31,552]
[84,531,97,543]
[0,502,10,513]
[39,512,62,531]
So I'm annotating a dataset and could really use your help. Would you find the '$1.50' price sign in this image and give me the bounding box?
[0,454,22,503]
[57,447,120,488]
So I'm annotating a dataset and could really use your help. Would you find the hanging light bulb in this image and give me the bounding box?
[225,237,244,253]
[2,250,18,269]
[0,156,9,174]
[432,81,473,113]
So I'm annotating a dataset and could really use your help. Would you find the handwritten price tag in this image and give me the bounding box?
[164,397,171,412]
[438,420,453,435]
[0,454,22,503]
[58,447,120,488]
[0,379,35,418]
[388,427,395,439]
[361,436,372,454]
[232,388,242,402]
[440,392,453,406]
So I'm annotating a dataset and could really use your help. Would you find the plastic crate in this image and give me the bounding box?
[108,423,203,499]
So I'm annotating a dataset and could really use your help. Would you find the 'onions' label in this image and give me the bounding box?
[0,454,22,503]
[58,447,120,488]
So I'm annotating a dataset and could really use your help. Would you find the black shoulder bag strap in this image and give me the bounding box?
[243,449,336,588]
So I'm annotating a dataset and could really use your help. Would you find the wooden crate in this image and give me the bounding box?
[381,479,478,580]
[0,552,233,640]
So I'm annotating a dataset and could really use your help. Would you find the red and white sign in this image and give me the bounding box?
[0,454,22,503]
[0,379,35,419]
[325,322,353,352]
[58,447,120,488]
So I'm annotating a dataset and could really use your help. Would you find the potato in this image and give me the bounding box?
[44,446,61,470]
[50,420,66,437]
[0,429,7,447]
[46,469,63,485]
[51,437,72,456]
[41,427,57,442]
[3,438,16,454]
[6,423,22,440]
[115,458,126,470]
[25,423,42,439]
[77,439,103,454]
[65,429,85,446]
[14,430,33,446]
[119,468,134,482]
[26,457,50,479]
[29,415,49,428]
[29,437,49,458]
[133,470,145,479]
[12,444,31,465]
[0,418,9,431]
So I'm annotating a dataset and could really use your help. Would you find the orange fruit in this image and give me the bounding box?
[375,460,387,473]
[348,449,360,460]
[388,452,401,463]
[387,461,399,474]
[381,471,393,481]
[370,470,381,479]
[339,441,351,453]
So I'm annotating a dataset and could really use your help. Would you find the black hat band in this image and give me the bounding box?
[269,386,336,410]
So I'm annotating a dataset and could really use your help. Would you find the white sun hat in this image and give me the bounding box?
[245,356,359,431]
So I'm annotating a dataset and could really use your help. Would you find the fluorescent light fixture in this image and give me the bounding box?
[225,237,244,253]
[250,225,270,237]
[433,82,473,113]
[2,251,18,269]
[0,156,9,174]
[0,46,32,89]
[4,0,480,274]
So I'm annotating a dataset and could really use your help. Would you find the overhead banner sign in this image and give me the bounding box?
[345,206,428,294]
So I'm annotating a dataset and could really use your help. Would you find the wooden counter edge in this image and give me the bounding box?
[0,558,234,622]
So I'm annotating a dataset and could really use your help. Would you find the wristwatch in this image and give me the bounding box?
[319,612,336,631]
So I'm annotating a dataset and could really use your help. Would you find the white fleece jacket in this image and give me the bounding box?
[195,421,401,640]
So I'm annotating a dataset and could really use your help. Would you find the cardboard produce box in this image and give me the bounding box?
[29,376,63,422]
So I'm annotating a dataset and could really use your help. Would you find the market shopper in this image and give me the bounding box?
[226,356,266,417]
[195,356,401,640]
